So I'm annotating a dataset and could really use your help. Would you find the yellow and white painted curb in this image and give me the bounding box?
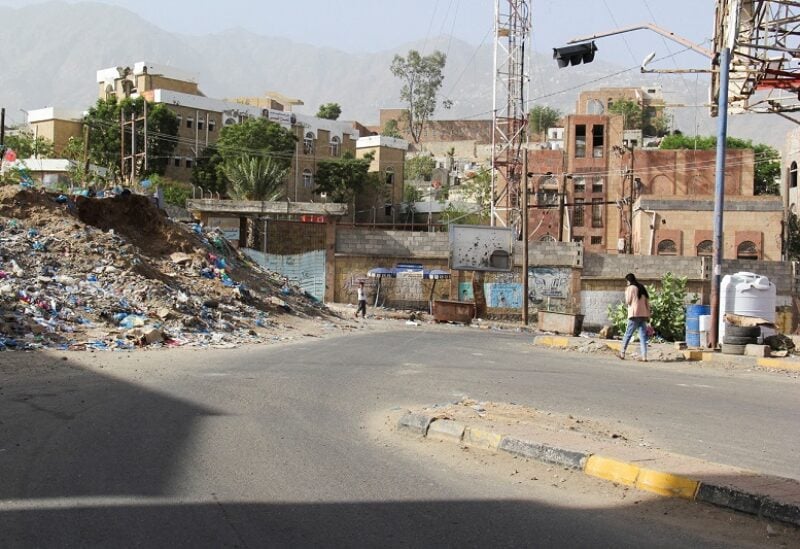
[398,413,800,527]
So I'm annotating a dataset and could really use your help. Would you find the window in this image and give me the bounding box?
[384,204,392,216]
[737,240,758,260]
[538,189,558,207]
[575,124,586,157]
[573,176,585,193]
[198,118,204,131]
[304,132,315,155]
[185,157,193,169]
[385,167,395,185]
[592,177,604,194]
[572,236,584,244]
[173,156,181,167]
[573,198,584,227]
[592,125,604,157]
[175,114,182,125]
[186,117,193,129]
[791,161,798,188]
[591,198,603,228]
[697,240,713,257]
[208,119,216,132]
[302,169,314,189]
[540,234,557,242]
[590,236,602,245]
[657,239,677,256]
[330,136,340,157]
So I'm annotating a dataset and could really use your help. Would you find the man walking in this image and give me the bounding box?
[355,281,367,319]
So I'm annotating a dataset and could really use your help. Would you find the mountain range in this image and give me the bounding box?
[0,1,792,149]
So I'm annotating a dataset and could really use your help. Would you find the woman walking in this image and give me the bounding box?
[619,273,651,361]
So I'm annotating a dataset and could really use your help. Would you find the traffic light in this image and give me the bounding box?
[553,41,598,68]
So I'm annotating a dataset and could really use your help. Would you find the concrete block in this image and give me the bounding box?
[744,344,770,357]
[427,419,466,442]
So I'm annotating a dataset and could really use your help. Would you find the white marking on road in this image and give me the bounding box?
[676,383,714,389]
[0,496,215,512]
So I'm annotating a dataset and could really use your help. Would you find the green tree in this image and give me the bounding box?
[381,119,403,139]
[222,156,288,201]
[210,118,297,196]
[191,147,225,195]
[528,105,561,136]
[3,129,54,159]
[659,134,780,195]
[405,154,436,181]
[316,103,342,120]
[314,151,375,204]
[460,168,492,222]
[390,49,447,145]
[83,96,178,181]
[608,99,643,130]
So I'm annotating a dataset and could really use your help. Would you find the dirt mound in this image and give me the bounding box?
[0,187,339,351]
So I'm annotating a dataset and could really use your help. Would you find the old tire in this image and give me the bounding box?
[722,335,758,346]
[721,343,746,355]
[724,325,760,338]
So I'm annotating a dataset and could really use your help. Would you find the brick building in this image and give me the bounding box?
[525,111,780,259]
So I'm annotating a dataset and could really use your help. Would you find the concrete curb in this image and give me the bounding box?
[398,413,800,527]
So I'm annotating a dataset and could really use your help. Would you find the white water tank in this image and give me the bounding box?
[719,272,776,340]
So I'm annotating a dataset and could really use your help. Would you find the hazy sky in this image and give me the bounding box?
[1,0,715,68]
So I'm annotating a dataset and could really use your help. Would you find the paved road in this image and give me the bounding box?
[1,326,798,547]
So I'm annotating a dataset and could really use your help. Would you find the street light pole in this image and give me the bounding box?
[709,46,731,349]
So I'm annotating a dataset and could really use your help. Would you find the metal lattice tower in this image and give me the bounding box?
[712,0,800,116]
[491,0,531,231]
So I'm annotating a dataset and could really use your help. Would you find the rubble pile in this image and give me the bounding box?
[0,187,330,351]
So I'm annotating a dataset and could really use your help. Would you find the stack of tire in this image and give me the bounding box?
[721,324,760,355]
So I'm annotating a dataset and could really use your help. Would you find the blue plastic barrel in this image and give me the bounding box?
[685,304,710,347]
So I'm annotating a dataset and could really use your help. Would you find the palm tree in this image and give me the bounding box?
[222,155,288,201]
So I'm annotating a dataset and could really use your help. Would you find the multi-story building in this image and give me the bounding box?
[576,85,668,143]
[355,136,407,224]
[526,111,782,259]
[96,62,362,203]
[26,108,85,156]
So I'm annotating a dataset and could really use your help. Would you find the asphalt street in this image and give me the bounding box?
[1,325,798,547]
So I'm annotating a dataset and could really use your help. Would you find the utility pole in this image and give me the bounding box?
[522,153,529,326]
[82,124,90,181]
[0,108,5,150]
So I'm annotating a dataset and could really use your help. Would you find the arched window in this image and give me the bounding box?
[304,132,314,155]
[696,239,713,257]
[329,136,340,157]
[539,234,556,242]
[657,239,677,256]
[302,169,313,189]
[737,240,758,260]
[385,167,394,185]
[791,161,798,188]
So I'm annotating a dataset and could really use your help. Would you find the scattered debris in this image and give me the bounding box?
[0,187,331,351]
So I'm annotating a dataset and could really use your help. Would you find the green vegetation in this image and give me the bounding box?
[83,96,179,181]
[381,119,403,139]
[607,272,692,342]
[191,118,297,198]
[528,105,561,136]
[2,129,54,159]
[405,154,436,181]
[314,151,375,204]
[659,134,780,195]
[607,99,643,131]
[316,103,342,120]
[222,156,289,201]
[390,49,447,145]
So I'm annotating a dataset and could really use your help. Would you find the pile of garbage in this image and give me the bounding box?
[0,187,329,351]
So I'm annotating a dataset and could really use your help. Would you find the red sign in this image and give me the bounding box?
[299,215,326,223]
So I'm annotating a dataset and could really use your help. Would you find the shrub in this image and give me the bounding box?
[607,272,692,342]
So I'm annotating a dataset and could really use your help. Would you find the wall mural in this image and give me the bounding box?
[528,267,571,310]
[486,282,523,308]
